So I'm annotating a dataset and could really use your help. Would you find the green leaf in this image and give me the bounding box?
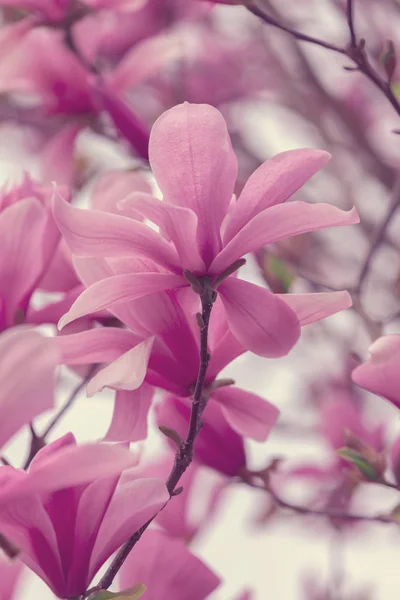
[337,447,378,480]
[268,255,295,292]
[90,583,147,600]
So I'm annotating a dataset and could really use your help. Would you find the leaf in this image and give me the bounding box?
[337,447,378,480]
[267,255,295,292]
[91,583,147,600]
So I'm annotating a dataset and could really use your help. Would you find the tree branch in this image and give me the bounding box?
[92,279,215,593]
[346,0,357,47]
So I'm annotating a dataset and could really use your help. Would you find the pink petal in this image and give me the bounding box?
[40,124,81,187]
[52,190,180,269]
[352,335,400,407]
[86,338,154,396]
[214,387,279,442]
[58,272,186,329]
[105,384,155,442]
[1,443,139,502]
[277,291,352,325]
[0,329,59,449]
[56,327,142,365]
[119,529,220,600]
[0,198,47,326]
[109,33,182,92]
[210,202,359,276]
[119,193,205,272]
[91,479,169,578]
[91,170,151,215]
[0,558,23,600]
[149,102,237,265]
[219,278,300,357]
[224,148,331,243]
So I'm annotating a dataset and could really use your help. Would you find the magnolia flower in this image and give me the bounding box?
[0,328,59,450]
[352,335,400,407]
[54,102,357,359]
[0,434,168,598]
[119,529,220,600]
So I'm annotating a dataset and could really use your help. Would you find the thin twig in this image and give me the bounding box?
[0,533,19,559]
[346,0,357,47]
[246,480,394,524]
[355,175,400,294]
[42,364,98,440]
[93,280,215,593]
[246,1,345,55]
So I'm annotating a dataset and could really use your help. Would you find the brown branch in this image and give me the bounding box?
[0,533,19,559]
[92,278,215,593]
[346,0,357,48]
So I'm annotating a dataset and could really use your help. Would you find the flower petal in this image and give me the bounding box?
[86,338,154,396]
[52,190,179,269]
[105,384,155,442]
[119,529,220,600]
[277,291,352,325]
[119,193,205,272]
[91,170,151,215]
[91,479,169,578]
[149,102,237,265]
[58,272,186,329]
[214,387,279,442]
[352,335,400,407]
[0,329,59,450]
[219,278,300,357]
[224,148,331,242]
[210,202,359,276]
[56,327,142,365]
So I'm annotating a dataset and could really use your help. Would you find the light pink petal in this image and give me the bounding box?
[58,272,186,329]
[86,338,154,396]
[91,170,151,215]
[0,329,59,449]
[352,335,400,407]
[105,384,155,442]
[90,479,169,578]
[223,149,331,242]
[109,33,182,92]
[149,102,237,265]
[52,190,179,269]
[219,278,300,357]
[277,291,352,325]
[56,327,142,365]
[40,124,81,187]
[0,198,47,326]
[1,443,139,502]
[119,193,205,272]
[210,202,359,276]
[214,387,279,442]
[0,558,23,600]
[38,241,78,292]
[119,529,221,600]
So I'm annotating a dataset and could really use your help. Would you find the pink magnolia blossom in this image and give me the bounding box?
[0,328,59,450]
[0,434,168,598]
[119,529,221,599]
[352,335,400,408]
[54,102,357,359]
[0,175,65,329]
[0,559,22,600]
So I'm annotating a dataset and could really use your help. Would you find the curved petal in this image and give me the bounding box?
[55,327,142,365]
[119,193,205,272]
[91,170,151,215]
[119,529,220,600]
[214,387,279,442]
[58,272,186,329]
[224,148,331,242]
[352,335,400,407]
[52,190,179,270]
[219,278,300,358]
[0,329,59,449]
[90,478,169,579]
[105,384,155,442]
[210,202,359,276]
[149,102,237,265]
[86,338,154,396]
[277,291,352,325]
